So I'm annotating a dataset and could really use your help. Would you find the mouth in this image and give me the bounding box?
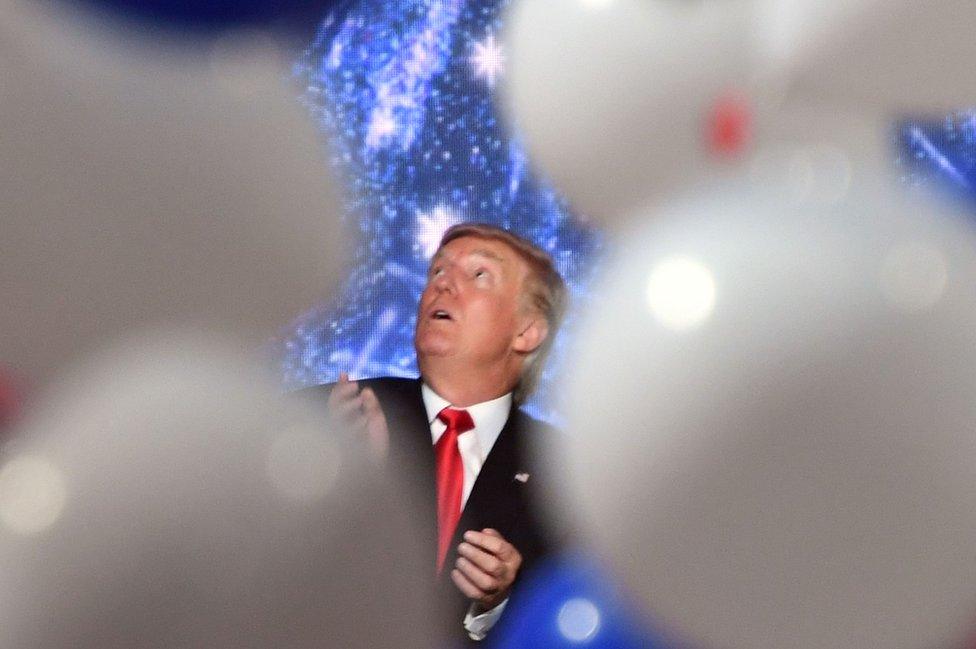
[429,308,454,321]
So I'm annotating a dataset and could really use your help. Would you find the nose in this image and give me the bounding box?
[430,267,457,293]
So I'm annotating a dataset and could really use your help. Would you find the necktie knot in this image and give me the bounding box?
[437,407,475,435]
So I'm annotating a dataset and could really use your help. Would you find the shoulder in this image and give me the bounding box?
[508,407,563,454]
[509,407,559,435]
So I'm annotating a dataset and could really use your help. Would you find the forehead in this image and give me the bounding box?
[433,235,521,264]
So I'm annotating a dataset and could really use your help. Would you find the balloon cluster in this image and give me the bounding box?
[502,1,976,648]
[0,333,435,648]
[0,0,345,386]
[0,2,423,646]
[504,0,976,223]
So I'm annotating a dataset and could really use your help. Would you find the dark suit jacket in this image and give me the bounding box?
[305,377,562,646]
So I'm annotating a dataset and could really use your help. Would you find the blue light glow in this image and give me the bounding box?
[898,111,976,197]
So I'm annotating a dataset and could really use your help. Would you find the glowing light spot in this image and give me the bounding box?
[880,242,948,313]
[470,33,505,87]
[557,598,601,642]
[646,257,716,331]
[416,205,461,259]
[0,456,67,535]
[366,109,398,149]
[266,427,340,503]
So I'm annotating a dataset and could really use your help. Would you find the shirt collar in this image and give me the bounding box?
[421,383,513,460]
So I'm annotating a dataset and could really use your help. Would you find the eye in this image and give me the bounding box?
[431,266,445,277]
[474,268,489,279]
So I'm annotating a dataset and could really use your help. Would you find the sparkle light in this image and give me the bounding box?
[365,108,398,149]
[470,32,505,87]
[416,205,462,259]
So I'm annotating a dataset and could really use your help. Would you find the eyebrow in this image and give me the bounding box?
[468,248,506,263]
[431,248,507,264]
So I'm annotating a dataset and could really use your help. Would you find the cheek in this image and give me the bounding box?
[478,297,518,328]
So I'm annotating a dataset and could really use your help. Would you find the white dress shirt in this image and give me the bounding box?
[420,383,512,641]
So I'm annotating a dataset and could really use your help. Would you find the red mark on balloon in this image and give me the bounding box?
[0,369,24,431]
[707,91,752,158]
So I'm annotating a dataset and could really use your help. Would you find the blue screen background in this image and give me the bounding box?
[273,0,602,423]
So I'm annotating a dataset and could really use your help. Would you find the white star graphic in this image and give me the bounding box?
[470,33,505,87]
[416,206,461,259]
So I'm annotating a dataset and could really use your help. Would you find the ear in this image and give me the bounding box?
[512,314,549,355]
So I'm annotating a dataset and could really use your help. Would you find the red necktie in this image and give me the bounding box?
[434,407,474,574]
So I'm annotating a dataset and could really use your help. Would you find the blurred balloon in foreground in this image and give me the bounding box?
[558,179,976,649]
[504,0,976,227]
[488,554,670,649]
[502,0,755,223]
[0,0,344,386]
[756,0,976,114]
[0,331,433,648]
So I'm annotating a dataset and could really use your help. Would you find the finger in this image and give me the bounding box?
[327,380,360,410]
[451,568,488,601]
[359,387,389,459]
[463,530,507,558]
[338,371,349,383]
[332,393,365,424]
[457,542,504,578]
[359,387,385,425]
[455,557,498,593]
[334,378,360,397]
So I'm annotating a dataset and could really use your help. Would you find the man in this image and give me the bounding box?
[314,223,568,644]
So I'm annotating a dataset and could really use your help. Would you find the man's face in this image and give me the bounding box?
[414,236,532,367]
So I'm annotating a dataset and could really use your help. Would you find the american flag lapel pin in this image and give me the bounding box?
[514,472,530,483]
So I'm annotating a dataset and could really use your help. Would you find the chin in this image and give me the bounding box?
[414,334,453,359]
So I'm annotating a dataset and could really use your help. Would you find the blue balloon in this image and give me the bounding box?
[487,553,683,649]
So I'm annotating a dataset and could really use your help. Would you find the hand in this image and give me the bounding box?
[451,528,522,611]
[326,372,389,462]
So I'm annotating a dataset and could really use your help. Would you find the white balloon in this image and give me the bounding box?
[0,332,434,648]
[502,0,756,224]
[557,179,976,649]
[504,0,976,226]
[757,0,976,114]
[0,0,344,385]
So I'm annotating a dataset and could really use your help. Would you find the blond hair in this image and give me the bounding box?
[437,223,568,403]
